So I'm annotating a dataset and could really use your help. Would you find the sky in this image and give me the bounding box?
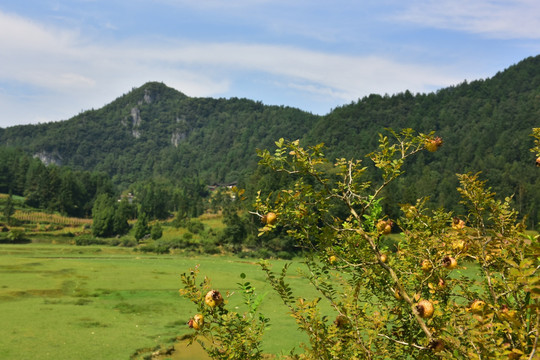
[1,0,539,128]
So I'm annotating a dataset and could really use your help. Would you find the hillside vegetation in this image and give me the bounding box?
[0,55,539,228]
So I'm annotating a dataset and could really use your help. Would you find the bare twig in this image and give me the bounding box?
[377,333,427,350]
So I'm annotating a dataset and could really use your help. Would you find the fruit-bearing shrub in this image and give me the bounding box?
[180,128,539,359]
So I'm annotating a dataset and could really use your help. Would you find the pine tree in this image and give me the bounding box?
[3,192,15,226]
[134,212,150,241]
[91,194,115,237]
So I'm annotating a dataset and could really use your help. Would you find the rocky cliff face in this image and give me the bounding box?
[130,107,142,139]
[34,151,62,166]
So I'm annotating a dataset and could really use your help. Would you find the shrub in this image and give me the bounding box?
[74,235,106,246]
[120,237,138,247]
[186,219,205,234]
[276,251,294,260]
[151,223,163,240]
[2,229,29,243]
[201,237,221,254]
[179,270,269,359]
[180,129,539,359]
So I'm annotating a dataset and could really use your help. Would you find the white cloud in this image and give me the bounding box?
[395,0,540,39]
[0,11,74,52]
[0,8,484,126]
[148,42,461,99]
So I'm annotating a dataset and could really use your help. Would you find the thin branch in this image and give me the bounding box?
[377,333,427,350]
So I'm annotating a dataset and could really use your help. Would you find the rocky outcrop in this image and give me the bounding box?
[130,107,142,138]
[171,131,186,147]
[34,151,62,166]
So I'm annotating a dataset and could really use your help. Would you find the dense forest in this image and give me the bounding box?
[0,83,319,187]
[0,55,539,230]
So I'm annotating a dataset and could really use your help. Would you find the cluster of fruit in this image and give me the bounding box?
[187,289,224,331]
[376,219,393,235]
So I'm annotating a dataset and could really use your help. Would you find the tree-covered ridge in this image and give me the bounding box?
[0,147,115,218]
[305,55,540,227]
[0,55,539,227]
[0,82,319,187]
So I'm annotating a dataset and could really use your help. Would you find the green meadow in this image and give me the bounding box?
[0,243,311,359]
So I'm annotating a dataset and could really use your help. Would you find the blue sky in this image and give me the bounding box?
[1,0,539,127]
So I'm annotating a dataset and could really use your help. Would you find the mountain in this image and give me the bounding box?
[0,82,319,187]
[305,55,540,226]
[1,55,539,227]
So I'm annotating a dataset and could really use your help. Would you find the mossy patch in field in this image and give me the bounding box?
[77,317,109,328]
[0,288,64,301]
[73,298,93,305]
[113,299,169,314]
[113,301,152,314]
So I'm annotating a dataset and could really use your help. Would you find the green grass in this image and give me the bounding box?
[0,243,312,359]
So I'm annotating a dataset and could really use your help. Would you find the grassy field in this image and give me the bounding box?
[0,243,314,359]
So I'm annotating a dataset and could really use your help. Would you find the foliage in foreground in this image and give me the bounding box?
[180,128,539,359]
[180,267,269,359]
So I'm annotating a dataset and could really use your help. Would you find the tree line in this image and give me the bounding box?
[1,56,539,245]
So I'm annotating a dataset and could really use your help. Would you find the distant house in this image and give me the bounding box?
[118,192,135,204]
[207,182,238,192]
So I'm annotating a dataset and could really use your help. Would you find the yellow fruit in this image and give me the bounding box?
[262,212,277,225]
[452,217,466,230]
[329,255,337,264]
[425,137,443,152]
[376,219,392,235]
[442,256,458,269]
[380,253,388,263]
[205,290,223,308]
[421,259,432,272]
[188,314,204,330]
[470,300,486,314]
[536,157,540,167]
[416,299,434,318]
[404,205,417,219]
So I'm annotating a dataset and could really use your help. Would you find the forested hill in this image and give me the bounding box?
[0,55,539,226]
[306,55,540,226]
[0,82,319,187]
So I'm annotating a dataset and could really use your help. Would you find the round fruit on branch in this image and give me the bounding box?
[421,259,432,272]
[470,300,486,314]
[415,299,435,319]
[261,212,277,225]
[424,137,443,152]
[376,219,393,235]
[188,314,204,330]
[442,256,458,269]
[452,217,466,230]
[205,290,224,308]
